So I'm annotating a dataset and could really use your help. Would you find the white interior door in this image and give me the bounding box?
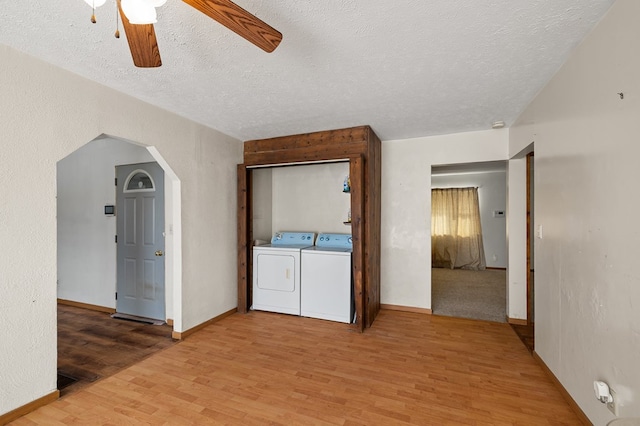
[116,162,165,320]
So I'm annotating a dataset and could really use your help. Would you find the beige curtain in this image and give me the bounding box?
[431,187,486,270]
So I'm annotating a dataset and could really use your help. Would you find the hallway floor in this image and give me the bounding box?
[56,304,176,397]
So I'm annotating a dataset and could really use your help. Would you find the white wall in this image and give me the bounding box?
[252,168,273,242]
[57,136,154,309]
[507,157,528,320]
[511,0,640,422]
[271,162,350,234]
[0,45,242,416]
[381,130,509,310]
[431,170,507,268]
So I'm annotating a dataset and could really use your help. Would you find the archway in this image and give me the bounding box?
[55,134,182,393]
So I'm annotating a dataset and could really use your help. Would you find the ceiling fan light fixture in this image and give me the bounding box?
[113,0,282,68]
[83,0,107,7]
[121,0,157,24]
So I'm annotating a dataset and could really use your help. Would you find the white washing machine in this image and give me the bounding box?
[301,233,353,323]
[252,232,315,316]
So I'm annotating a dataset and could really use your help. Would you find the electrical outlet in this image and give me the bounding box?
[607,387,619,416]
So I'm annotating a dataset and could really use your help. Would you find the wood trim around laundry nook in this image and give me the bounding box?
[237,125,382,330]
[349,155,365,332]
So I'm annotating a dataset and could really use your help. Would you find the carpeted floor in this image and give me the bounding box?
[432,267,506,323]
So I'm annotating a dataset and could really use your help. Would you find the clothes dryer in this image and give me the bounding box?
[252,232,315,315]
[301,233,353,323]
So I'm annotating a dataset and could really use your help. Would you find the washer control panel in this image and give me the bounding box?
[315,233,352,249]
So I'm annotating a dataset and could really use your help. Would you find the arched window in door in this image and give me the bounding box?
[124,170,155,192]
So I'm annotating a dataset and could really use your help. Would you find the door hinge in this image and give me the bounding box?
[115,235,118,243]
[115,177,117,186]
[115,292,118,300]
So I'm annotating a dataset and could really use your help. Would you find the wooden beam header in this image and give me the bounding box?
[243,126,373,166]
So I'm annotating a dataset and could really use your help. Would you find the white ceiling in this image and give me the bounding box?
[0,0,615,141]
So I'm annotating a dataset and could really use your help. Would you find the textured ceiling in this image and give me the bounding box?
[0,0,616,141]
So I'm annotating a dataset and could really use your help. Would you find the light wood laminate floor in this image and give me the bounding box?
[14,310,581,425]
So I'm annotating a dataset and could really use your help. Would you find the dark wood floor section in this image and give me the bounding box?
[17,310,580,425]
[510,323,535,353]
[57,304,176,396]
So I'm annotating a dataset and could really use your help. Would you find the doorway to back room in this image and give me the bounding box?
[430,161,507,323]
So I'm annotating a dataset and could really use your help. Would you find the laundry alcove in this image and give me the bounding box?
[237,126,381,331]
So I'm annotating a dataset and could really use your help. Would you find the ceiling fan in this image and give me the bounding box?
[90,0,282,67]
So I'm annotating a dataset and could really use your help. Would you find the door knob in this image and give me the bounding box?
[155,250,164,256]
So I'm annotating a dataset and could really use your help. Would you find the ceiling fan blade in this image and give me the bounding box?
[182,0,282,53]
[117,0,162,68]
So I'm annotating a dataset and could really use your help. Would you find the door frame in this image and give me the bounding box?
[238,156,366,332]
[526,152,534,326]
[145,146,182,331]
[429,161,508,320]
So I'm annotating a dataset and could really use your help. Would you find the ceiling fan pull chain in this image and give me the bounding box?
[114,0,121,38]
[90,0,97,23]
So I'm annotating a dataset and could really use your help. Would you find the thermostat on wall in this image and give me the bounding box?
[104,205,115,216]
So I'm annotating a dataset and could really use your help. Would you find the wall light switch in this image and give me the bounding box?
[536,225,543,239]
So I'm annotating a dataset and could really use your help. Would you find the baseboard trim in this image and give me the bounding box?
[57,298,116,314]
[381,304,432,315]
[0,390,59,424]
[507,317,528,325]
[171,308,237,340]
[532,351,591,425]
[486,267,507,271]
